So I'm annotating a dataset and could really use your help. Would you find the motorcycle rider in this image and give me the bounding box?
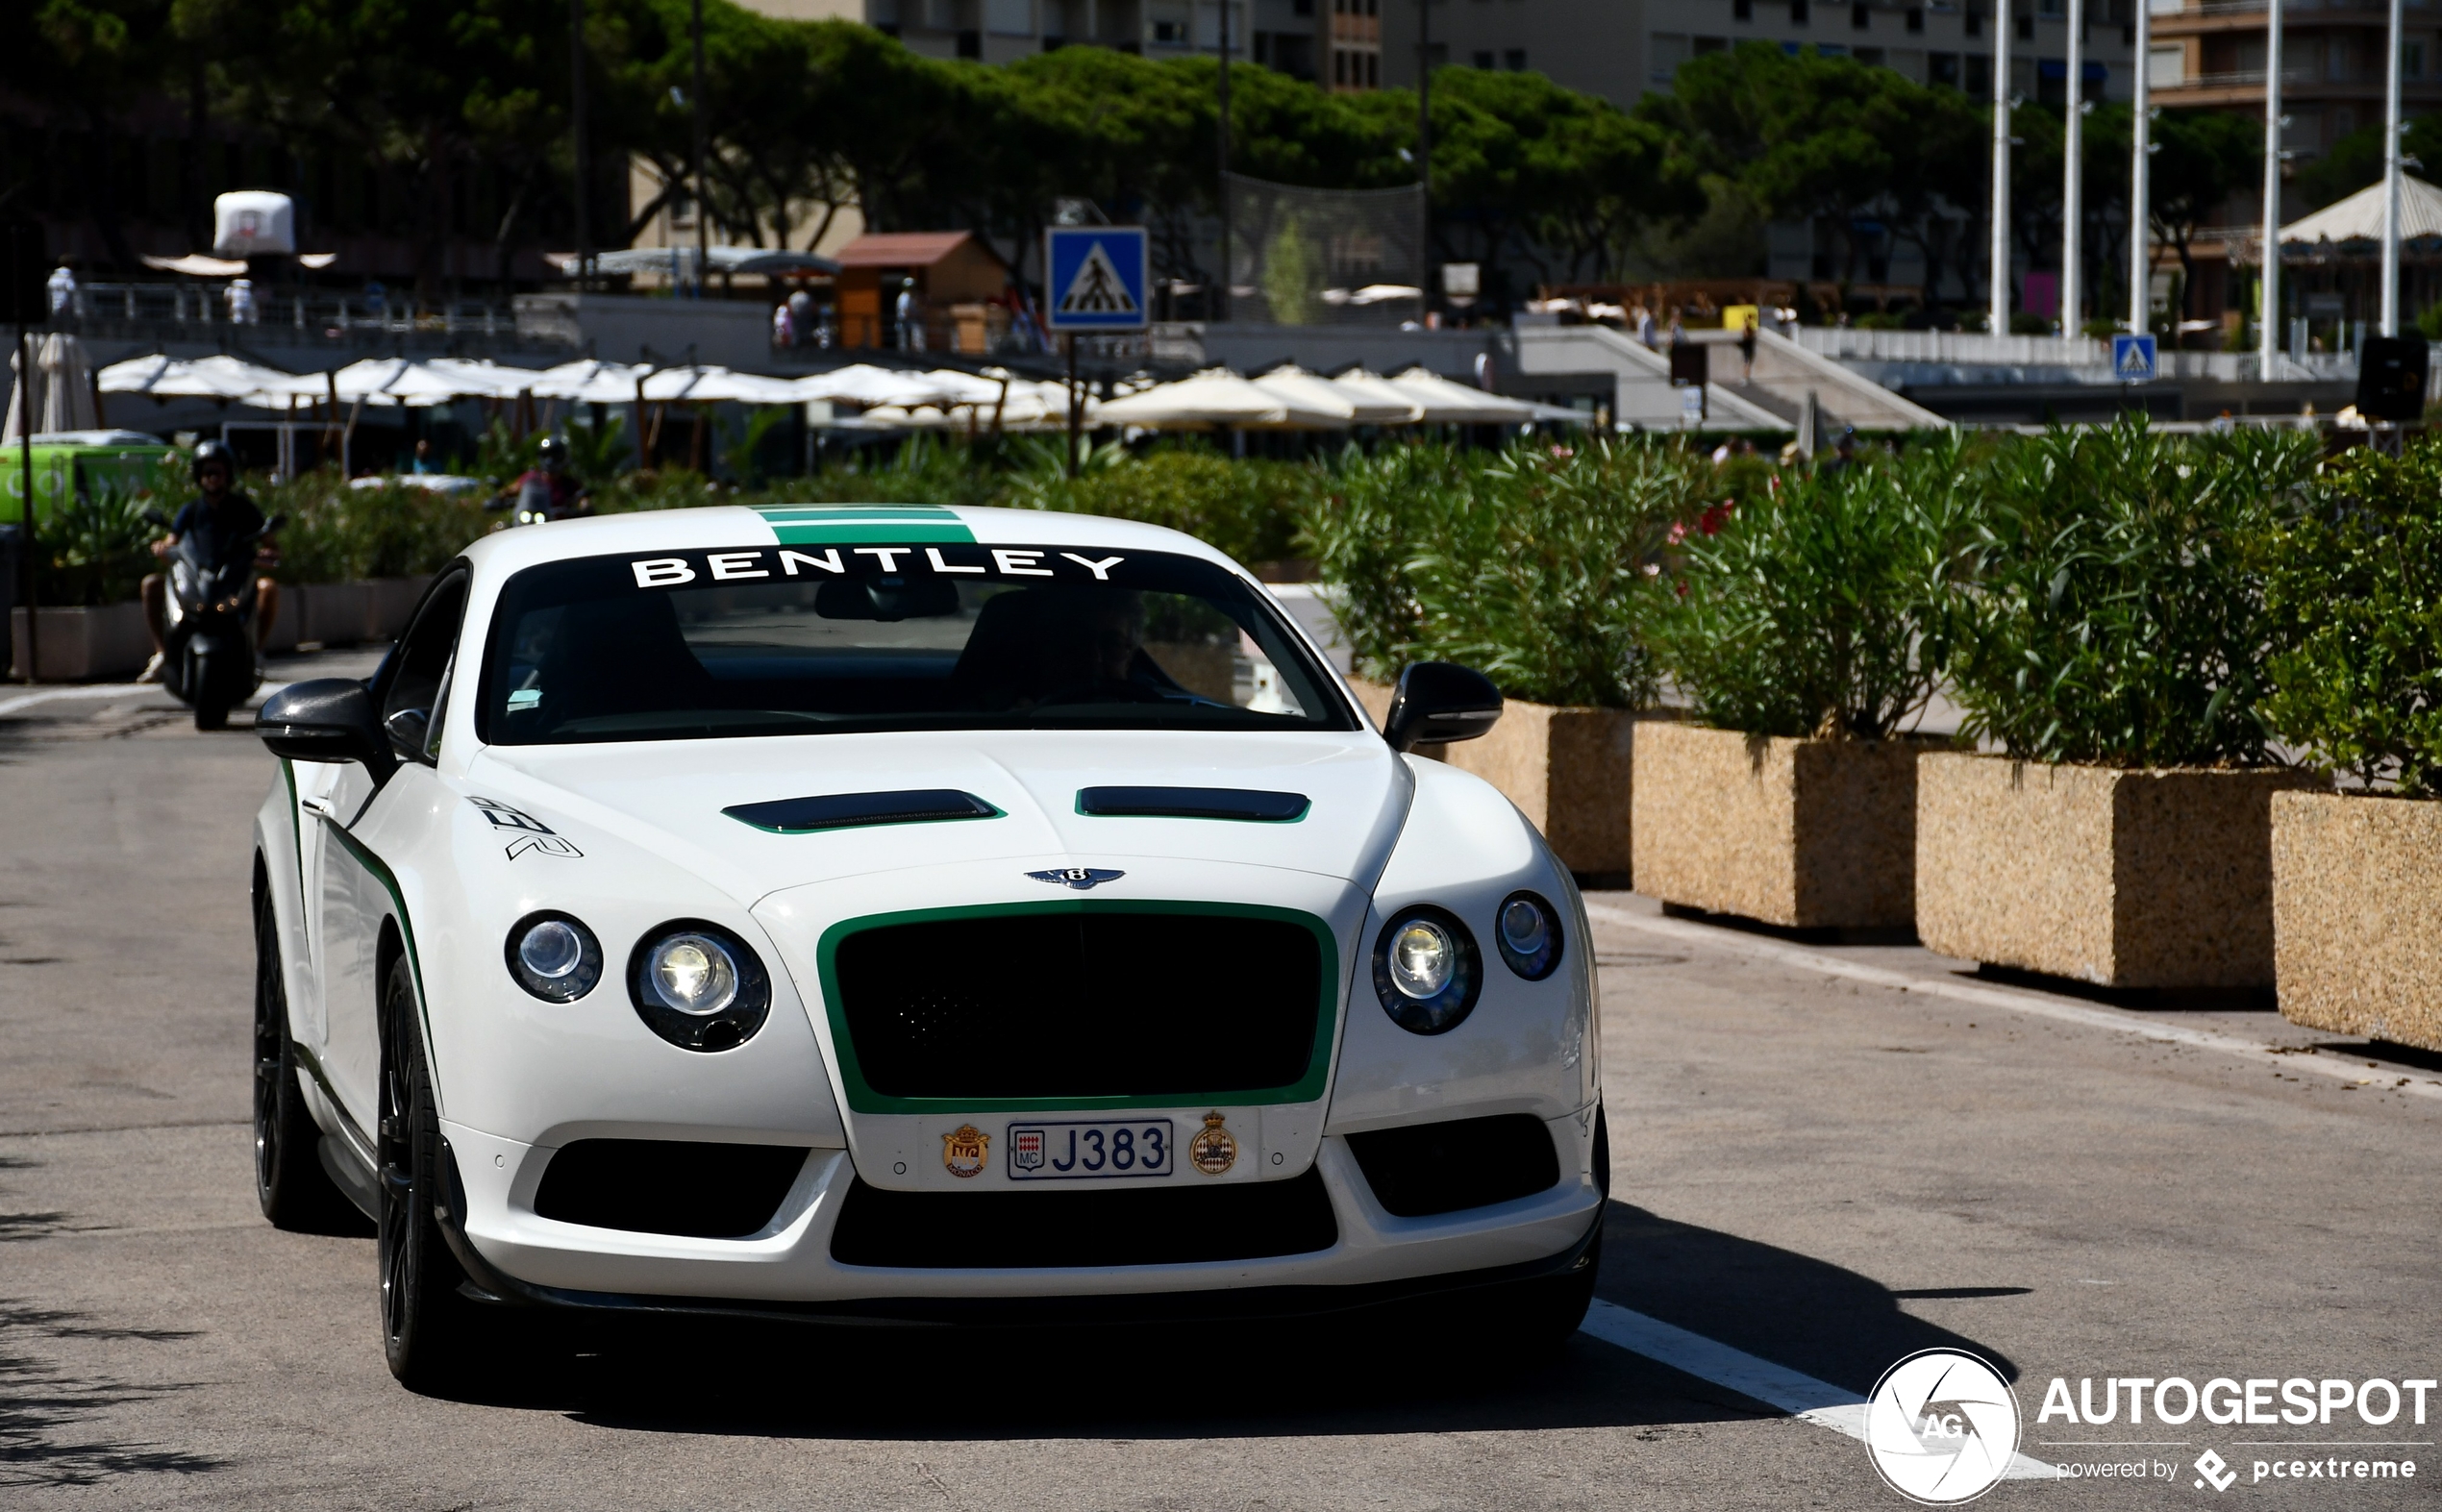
[494,435,589,523]
[138,439,281,682]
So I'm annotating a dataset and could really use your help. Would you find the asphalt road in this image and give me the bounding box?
[3,672,2437,1510]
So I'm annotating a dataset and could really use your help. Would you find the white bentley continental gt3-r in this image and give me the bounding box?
[248,504,1606,1389]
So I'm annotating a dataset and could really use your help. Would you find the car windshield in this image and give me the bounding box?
[476,542,1358,744]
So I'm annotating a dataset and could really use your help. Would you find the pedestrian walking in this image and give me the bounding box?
[894,278,923,352]
[226,278,258,325]
[46,261,78,318]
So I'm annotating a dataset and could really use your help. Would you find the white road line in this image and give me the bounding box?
[0,682,289,718]
[1579,1300,2059,1478]
[1582,901,2442,1103]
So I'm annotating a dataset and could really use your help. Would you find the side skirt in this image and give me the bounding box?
[319,1133,382,1223]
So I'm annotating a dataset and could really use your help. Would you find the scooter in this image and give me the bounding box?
[145,508,285,731]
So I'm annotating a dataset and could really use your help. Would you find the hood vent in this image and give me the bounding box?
[724,789,1001,833]
[1076,785,1309,823]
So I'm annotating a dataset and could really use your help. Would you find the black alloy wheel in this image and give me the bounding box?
[252,862,356,1231]
[377,954,477,1391]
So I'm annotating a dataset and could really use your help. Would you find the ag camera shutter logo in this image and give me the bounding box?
[1865,1350,2022,1503]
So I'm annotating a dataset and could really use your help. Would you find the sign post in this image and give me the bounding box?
[1043,226,1149,479]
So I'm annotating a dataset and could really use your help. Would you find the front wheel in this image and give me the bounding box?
[252,868,359,1232]
[378,954,480,1392]
[191,652,228,729]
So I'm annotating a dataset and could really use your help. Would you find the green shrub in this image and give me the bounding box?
[36,479,163,606]
[1009,443,1310,567]
[260,472,491,582]
[1649,439,1974,739]
[1946,417,2318,768]
[2259,443,2442,796]
[1305,438,1701,706]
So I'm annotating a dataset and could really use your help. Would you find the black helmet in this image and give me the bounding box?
[536,435,568,467]
[191,438,235,484]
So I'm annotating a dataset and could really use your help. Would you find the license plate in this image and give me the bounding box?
[1007,1120,1173,1179]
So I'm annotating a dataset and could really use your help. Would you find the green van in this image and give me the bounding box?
[0,430,179,526]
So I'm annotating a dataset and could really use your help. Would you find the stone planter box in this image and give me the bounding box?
[6,573,431,682]
[2272,791,2442,1051]
[1349,677,1653,878]
[9,603,152,682]
[1632,722,1930,930]
[1916,753,2323,988]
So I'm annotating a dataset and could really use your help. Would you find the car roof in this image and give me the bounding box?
[456,504,1247,581]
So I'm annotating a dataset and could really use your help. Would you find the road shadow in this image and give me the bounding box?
[0,1300,221,1491]
[419,1200,2020,1443]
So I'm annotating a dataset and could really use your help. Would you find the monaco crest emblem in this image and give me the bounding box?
[1186,1111,1238,1176]
[942,1124,989,1178]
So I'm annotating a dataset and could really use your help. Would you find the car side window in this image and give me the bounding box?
[382,576,469,762]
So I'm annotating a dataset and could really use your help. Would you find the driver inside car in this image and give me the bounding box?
[951,585,1181,712]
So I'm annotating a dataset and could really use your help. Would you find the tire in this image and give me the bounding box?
[252,869,358,1232]
[378,954,481,1393]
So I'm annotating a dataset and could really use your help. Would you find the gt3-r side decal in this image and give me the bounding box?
[468,796,584,860]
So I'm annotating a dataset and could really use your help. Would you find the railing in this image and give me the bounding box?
[50,281,574,356]
[1792,326,2365,382]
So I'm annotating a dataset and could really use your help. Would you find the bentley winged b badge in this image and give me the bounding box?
[1026,867,1126,891]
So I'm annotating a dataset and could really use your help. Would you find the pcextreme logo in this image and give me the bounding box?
[1865,1350,2023,1504]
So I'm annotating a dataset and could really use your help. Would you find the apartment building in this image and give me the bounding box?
[757,0,1319,77]
[2149,0,2440,205]
[1377,0,2139,109]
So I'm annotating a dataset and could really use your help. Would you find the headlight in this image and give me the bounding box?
[504,912,602,1002]
[628,921,771,1052]
[1494,890,1564,981]
[1371,905,1481,1034]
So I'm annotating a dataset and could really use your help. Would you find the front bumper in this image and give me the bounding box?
[437,1109,1603,1324]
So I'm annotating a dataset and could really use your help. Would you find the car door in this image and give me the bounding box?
[316,572,469,1133]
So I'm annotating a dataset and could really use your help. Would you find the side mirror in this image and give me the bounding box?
[1383,661,1504,754]
[258,679,397,781]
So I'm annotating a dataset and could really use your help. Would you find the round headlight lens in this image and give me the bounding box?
[1388,919,1458,1000]
[648,933,739,1016]
[1371,905,1481,1034]
[504,912,602,1002]
[1494,891,1563,980]
[629,921,771,1052]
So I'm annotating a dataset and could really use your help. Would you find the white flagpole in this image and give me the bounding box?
[2260,0,2284,375]
[2381,0,2405,335]
[2131,0,2151,337]
[1992,0,2013,337]
[2062,0,2083,338]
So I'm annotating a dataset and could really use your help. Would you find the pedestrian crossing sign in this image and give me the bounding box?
[1044,226,1148,332]
[2111,333,2158,383]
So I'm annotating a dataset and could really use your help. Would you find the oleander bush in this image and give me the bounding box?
[37,480,162,606]
[249,473,492,583]
[2259,442,2442,796]
[1305,438,1704,706]
[1943,417,2319,768]
[1648,436,1976,740]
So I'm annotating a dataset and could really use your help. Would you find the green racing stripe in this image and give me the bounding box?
[753,504,974,546]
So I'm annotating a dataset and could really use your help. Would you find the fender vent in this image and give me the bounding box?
[1345,1115,1560,1218]
[1076,786,1309,822]
[725,789,1000,832]
[534,1139,809,1238]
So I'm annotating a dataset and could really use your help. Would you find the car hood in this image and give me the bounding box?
[462,729,1411,908]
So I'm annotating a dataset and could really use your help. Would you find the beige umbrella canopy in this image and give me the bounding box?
[1326,368,1426,423]
[2280,174,2442,244]
[97,353,300,402]
[1385,365,1575,425]
[1096,367,1348,430]
[4,334,100,441]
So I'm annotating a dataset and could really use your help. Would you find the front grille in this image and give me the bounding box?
[1345,1115,1562,1218]
[831,910,1323,1100]
[533,1139,808,1238]
[829,1168,1338,1268]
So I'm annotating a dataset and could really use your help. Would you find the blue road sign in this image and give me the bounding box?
[2111,333,2158,383]
[1043,226,1149,333]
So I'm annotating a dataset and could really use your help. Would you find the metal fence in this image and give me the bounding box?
[49,282,572,357]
